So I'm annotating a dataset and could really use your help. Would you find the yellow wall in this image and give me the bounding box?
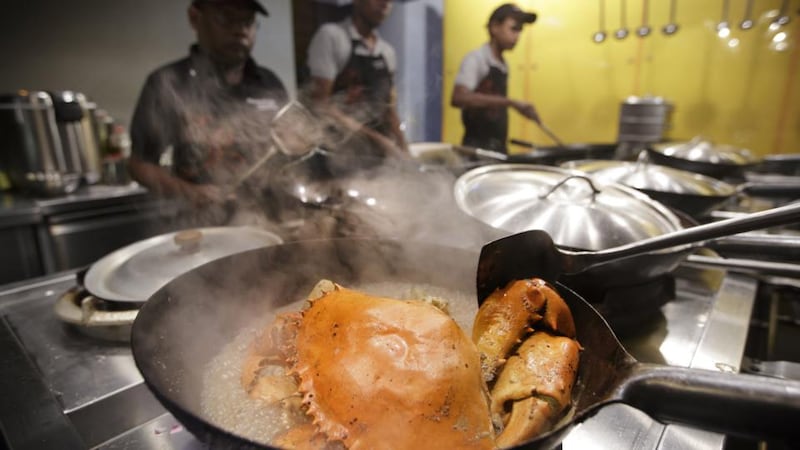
[442,0,799,156]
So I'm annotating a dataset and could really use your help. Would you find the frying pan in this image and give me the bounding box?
[131,239,800,449]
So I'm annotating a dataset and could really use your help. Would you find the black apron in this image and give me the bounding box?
[461,65,509,154]
[331,38,394,140]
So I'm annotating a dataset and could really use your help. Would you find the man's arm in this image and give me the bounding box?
[451,84,540,123]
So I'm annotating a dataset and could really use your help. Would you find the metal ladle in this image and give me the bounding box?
[772,0,791,28]
[716,0,731,35]
[637,0,652,37]
[615,0,629,39]
[593,0,607,43]
[476,196,800,300]
[740,0,754,30]
[662,0,679,35]
[228,100,323,191]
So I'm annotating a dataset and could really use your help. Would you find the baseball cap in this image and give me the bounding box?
[192,0,269,16]
[488,3,537,26]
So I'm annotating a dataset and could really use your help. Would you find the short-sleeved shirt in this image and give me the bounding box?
[454,43,508,91]
[306,18,397,81]
[130,45,288,185]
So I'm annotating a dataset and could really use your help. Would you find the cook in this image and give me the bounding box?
[128,0,289,224]
[304,0,408,160]
[451,3,541,154]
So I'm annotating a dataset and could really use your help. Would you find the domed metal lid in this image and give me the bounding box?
[651,137,759,165]
[562,155,737,197]
[84,226,283,303]
[453,164,683,251]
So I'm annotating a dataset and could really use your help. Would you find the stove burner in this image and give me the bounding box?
[53,286,140,342]
[573,276,676,337]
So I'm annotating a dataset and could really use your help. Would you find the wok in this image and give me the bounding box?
[131,239,800,449]
[509,138,619,165]
[647,139,761,179]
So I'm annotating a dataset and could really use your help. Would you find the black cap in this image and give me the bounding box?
[192,0,269,16]
[488,3,537,26]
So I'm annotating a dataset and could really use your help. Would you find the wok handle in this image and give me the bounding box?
[577,201,800,270]
[616,363,800,441]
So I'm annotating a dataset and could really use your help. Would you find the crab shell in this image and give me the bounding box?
[290,284,496,450]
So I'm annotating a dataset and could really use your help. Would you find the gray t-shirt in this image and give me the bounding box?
[454,43,508,91]
[306,18,397,80]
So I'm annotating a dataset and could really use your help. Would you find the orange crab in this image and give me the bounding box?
[241,278,579,450]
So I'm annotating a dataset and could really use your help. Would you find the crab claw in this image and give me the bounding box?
[490,331,580,447]
[472,278,576,376]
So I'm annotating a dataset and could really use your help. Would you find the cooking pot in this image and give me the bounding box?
[130,239,800,449]
[453,164,691,291]
[0,90,82,195]
[562,155,800,218]
[647,137,761,179]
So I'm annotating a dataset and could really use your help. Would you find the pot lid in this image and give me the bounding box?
[453,164,683,251]
[651,137,759,166]
[83,226,283,303]
[562,157,737,197]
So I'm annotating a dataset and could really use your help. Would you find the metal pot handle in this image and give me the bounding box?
[540,174,602,199]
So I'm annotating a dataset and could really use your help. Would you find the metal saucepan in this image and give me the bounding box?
[647,137,762,179]
[130,239,800,449]
[562,154,800,217]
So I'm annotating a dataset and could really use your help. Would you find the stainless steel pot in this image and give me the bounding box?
[647,137,761,179]
[453,164,690,290]
[0,90,81,195]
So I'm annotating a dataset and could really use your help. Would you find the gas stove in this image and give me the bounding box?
[0,258,768,449]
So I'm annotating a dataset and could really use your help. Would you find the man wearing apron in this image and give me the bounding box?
[451,3,539,154]
[305,0,408,159]
[129,0,288,225]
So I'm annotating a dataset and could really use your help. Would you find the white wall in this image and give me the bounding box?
[0,0,296,127]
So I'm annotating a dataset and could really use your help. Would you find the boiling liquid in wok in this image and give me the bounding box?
[199,281,478,445]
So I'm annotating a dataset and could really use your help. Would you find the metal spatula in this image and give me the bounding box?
[476,201,800,301]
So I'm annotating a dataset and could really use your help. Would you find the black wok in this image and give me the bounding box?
[131,239,800,450]
[509,138,619,165]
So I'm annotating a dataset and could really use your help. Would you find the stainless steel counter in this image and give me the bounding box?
[0,264,757,449]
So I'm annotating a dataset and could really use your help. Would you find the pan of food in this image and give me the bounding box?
[130,238,800,449]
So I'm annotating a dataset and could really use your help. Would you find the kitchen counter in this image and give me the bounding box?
[0,183,175,285]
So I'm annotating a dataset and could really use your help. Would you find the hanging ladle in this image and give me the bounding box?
[771,0,791,28]
[615,0,629,39]
[476,198,800,300]
[740,0,754,30]
[717,0,731,36]
[637,0,652,37]
[662,0,679,35]
[593,0,607,43]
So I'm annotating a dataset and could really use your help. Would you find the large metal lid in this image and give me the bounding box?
[562,157,737,197]
[453,165,683,251]
[651,137,759,165]
[84,226,283,303]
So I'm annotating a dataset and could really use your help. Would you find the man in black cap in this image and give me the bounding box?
[450,3,539,154]
[128,0,288,215]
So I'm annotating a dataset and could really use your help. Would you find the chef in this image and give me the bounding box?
[304,0,408,159]
[128,0,289,214]
[451,3,540,154]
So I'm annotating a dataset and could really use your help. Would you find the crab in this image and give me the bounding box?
[241,278,579,450]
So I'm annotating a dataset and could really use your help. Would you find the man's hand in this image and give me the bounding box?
[510,100,540,124]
